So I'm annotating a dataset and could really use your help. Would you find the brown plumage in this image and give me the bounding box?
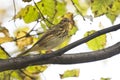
[18,13,74,56]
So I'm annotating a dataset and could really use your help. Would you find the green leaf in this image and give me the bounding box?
[0,71,10,80]
[106,13,117,24]
[68,25,78,36]
[73,0,89,15]
[37,0,55,20]
[25,65,47,74]
[37,0,67,27]
[14,5,39,23]
[84,30,106,50]
[0,70,23,80]
[91,0,120,23]
[36,0,56,27]
[100,77,111,80]
[0,49,9,59]
[10,71,23,80]
[60,69,80,79]
[91,0,113,17]
[52,1,67,24]
[106,0,120,23]
[110,0,120,15]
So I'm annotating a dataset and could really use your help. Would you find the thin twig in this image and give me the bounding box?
[33,0,54,26]
[12,0,17,27]
[71,0,85,20]
[28,21,39,33]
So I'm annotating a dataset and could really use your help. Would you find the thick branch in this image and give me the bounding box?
[40,42,120,64]
[0,42,120,72]
[0,23,120,71]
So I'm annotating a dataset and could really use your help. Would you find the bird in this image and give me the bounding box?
[17,12,74,56]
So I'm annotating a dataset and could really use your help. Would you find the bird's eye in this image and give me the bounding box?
[62,18,69,22]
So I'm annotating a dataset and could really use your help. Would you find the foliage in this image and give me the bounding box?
[91,0,120,23]
[84,30,106,50]
[14,27,33,50]
[100,77,111,80]
[0,27,13,44]
[13,5,39,23]
[72,0,90,16]
[60,69,80,79]
[0,69,43,80]
[0,49,9,59]
[0,70,23,80]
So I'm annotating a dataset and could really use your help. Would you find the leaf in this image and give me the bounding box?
[52,1,67,24]
[15,27,33,50]
[100,77,111,80]
[68,25,78,36]
[60,69,80,79]
[91,0,113,17]
[0,37,13,44]
[0,70,23,80]
[14,5,39,23]
[0,27,13,44]
[10,71,23,80]
[91,0,120,23]
[23,65,47,79]
[84,30,106,50]
[110,0,120,15]
[0,71,11,80]
[25,65,47,74]
[37,0,67,27]
[106,0,120,23]
[0,49,9,59]
[73,0,89,15]
[37,0,56,21]
[106,13,117,24]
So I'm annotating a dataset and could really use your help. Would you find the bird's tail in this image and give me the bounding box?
[16,48,32,57]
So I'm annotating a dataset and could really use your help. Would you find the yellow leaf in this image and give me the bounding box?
[15,27,33,50]
[0,37,13,44]
[13,5,39,23]
[101,77,111,80]
[0,70,23,80]
[25,65,47,74]
[73,0,89,15]
[0,27,13,44]
[84,30,106,50]
[60,69,80,79]
[0,48,9,59]
[91,0,113,17]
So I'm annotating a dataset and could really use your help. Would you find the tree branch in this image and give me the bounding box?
[0,42,120,72]
[0,23,120,71]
